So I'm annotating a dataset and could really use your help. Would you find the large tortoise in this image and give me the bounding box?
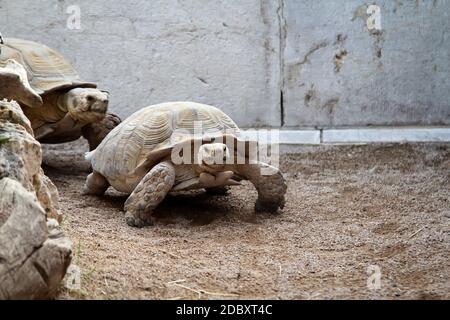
[0,37,120,149]
[83,102,287,227]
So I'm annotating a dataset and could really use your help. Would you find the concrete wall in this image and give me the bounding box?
[283,0,450,128]
[1,0,449,128]
[0,0,282,127]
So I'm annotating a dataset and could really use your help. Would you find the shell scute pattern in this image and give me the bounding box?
[92,102,240,186]
[0,38,96,95]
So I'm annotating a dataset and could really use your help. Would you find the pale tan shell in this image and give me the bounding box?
[0,38,96,95]
[91,102,240,190]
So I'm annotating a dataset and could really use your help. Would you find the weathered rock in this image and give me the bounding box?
[0,99,72,299]
[0,99,60,221]
[0,178,72,299]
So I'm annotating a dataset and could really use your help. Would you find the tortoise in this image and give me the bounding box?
[83,102,287,227]
[0,37,120,150]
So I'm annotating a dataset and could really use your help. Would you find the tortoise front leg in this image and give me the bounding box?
[34,113,79,141]
[33,124,56,141]
[81,113,121,150]
[234,162,287,213]
[124,161,175,228]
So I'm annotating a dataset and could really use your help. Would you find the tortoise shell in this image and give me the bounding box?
[90,102,242,192]
[0,38,96,95]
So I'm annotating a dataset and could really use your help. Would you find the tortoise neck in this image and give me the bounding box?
[56,91,70,112]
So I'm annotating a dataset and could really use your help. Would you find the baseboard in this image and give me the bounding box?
[243,127,450,145]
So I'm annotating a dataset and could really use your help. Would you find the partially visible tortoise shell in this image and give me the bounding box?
[0,38,96,95]
[91,102,242,191]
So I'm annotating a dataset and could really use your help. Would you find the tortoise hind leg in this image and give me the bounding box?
[82,171,110,196]
[124,161,176,228]
[81,113,121,150]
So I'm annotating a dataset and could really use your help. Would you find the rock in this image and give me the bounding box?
[0,99,71,299]
[0,178,72,299]
[0,99,61,221]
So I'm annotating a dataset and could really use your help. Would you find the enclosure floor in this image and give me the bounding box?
[43,141,450,300]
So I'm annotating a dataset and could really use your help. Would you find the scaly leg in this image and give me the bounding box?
[234,162,287,213]
[124,161,175,227]
[81,113,121,150]
[34,113,80,141]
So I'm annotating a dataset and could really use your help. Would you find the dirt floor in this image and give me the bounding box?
[42,141,450,300]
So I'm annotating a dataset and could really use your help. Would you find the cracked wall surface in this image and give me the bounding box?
[283,0,450,127]
[1,0,449,128]
[0,0,281,127]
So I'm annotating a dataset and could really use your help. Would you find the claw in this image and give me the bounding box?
[125,212,155,228]
[255,199,284,214]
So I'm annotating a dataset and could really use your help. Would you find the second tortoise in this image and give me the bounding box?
[0,38,120,149]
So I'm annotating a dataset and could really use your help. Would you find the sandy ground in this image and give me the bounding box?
[42,141,450,300]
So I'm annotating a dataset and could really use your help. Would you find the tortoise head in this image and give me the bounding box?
[65,88,109,124]
[197,142,230,171]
